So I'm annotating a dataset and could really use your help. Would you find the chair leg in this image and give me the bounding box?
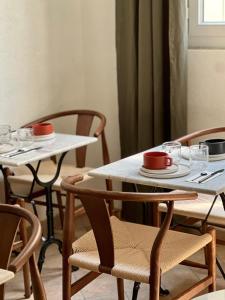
[0,284,5,300]
[201,222,209,265]
[22,263,31,298]
[132,282,140,300]
[149,270,161,300]
[117,278,124,300]
[207,228,216,292]
[17,198,32,298]
[63,258,72,300]
[29,253,47,300]
[56,191,64,229]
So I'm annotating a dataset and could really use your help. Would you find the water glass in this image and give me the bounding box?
[161,141,181,165]
[0,125,11,144]
[16,128,34,148]
[190,144,209,172]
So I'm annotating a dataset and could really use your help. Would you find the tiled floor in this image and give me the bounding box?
[5,215,225,299]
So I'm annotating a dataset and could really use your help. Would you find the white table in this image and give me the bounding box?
[89,148,225,234]
[0,133,97,167]
[193,290,225,299]
[89,150,225,196]
[0,133,97,270]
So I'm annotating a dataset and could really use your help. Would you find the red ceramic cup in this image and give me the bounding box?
[32,123,54,136]
[143,151,173,169]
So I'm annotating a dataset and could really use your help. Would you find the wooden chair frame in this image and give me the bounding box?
[13,198,31,298]
[0,204,46,300]
[3,109,112,226]
[175,126,225,146]
[61,175,216,300]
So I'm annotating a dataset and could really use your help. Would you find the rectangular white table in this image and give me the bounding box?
[0,133,97,167]
[89,150,225,196]
[89,148,225,228]
[0,133,97,271]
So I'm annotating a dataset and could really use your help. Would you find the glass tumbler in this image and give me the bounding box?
[162,141,181,165]
[16,128,34,148]
[0,125,11,144]
[190,144,209,172]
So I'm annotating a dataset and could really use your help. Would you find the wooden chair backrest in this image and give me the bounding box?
[176,127,225,146]
[61,176,197,275]
[0,204,46,300]
[0,204,41,272]
[0,211,20,269]
[23,110,110,168]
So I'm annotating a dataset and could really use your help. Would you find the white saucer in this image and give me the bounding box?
[181,146,225,162]
[140,164,178,174]
[139,164,190,179]
[33,132,55,141]
[0,144,16,154]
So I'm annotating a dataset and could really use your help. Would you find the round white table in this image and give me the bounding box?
[193,290,225,299]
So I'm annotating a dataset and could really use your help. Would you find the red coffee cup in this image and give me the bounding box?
[32,123,54,136]
[143,151,173,170]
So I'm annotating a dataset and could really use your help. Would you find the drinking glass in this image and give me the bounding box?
[189,144,209,172]
[0,125,11,144]
[16,128,34,148]
[161,141,181,165]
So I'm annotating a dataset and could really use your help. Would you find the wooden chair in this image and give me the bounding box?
[12,198,32,298]
[0,203,46,300]
[3,110,112,227]
[61,175,216,300]
[159,127,225,230]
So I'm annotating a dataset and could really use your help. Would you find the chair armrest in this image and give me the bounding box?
[8,210,42,273]
[61,175,198,203]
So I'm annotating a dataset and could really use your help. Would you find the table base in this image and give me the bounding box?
[38,237,62,272]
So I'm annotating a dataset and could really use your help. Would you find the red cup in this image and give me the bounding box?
[143,151,173,170]
[32,123,54,136]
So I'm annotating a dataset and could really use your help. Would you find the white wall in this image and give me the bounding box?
[0,1,54,127]
[188,49,225,132]
[0,1,120,200]
[0,0,120,161]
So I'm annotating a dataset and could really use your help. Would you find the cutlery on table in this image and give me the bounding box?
[198,169,224,184]
[190,172,208,182]
[4,147,42,158]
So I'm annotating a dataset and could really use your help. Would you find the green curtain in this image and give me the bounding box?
[116,0,187,156]
[169,0,188,139]
[116,0,188,222]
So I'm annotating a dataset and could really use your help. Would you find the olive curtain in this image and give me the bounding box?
[116,0,188,222]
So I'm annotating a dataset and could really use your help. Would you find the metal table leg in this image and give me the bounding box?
[26,152,67,272]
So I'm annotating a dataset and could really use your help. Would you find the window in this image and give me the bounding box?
[189,0,225,48]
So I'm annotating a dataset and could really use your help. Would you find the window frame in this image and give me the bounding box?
[189,0,225,49]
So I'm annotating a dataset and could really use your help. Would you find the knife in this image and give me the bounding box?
[198,169,224,183]
[8,147,42,158]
